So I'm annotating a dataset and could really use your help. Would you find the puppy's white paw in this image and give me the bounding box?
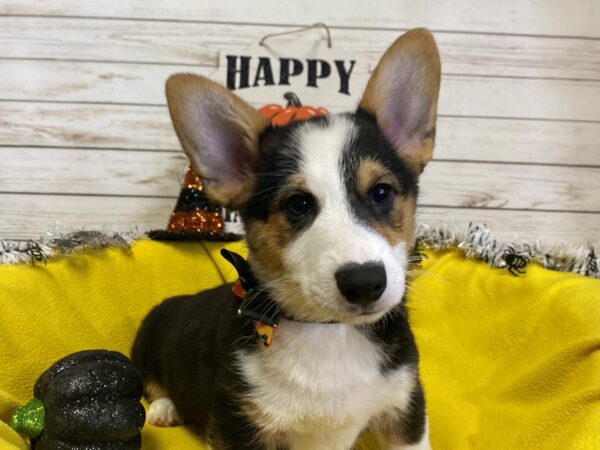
[148,397,183,427]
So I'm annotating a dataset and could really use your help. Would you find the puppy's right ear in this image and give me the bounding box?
[166,74,269,208]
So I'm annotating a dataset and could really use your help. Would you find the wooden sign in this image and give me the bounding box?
[211,34,369,112]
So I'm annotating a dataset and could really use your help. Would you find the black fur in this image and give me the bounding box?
[372,383,426,446]
[401,382,427,444]
[349,109,418,197]
[361,303,420,373]
[243,120,318,224]
[342,109,419,229]
[131,284,259,444]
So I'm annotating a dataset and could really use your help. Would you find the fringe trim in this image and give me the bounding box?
[1,225,598,279]
[0,230,143,266]
[416,223,598,279]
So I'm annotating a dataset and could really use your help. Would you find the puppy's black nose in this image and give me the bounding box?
[335,262,387,306]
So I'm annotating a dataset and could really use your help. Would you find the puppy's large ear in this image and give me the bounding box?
[360,29,441,173]
[166,74,269,208]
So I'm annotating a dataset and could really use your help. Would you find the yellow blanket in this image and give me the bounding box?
[0,240,598,449]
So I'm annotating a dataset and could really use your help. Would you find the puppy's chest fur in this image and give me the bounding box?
[238,321,417,434]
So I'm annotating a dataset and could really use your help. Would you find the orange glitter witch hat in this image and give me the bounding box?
[148,167,243,241]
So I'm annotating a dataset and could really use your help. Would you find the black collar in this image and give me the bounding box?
[220,249,283,328]
[220,249,339,328]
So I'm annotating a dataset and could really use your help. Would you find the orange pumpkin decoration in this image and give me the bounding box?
[258,92,328,126]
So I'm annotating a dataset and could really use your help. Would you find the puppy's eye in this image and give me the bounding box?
[369,183,394,207]
[285,193,312,218]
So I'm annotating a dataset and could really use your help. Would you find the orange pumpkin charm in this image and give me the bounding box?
[258,92,328,126]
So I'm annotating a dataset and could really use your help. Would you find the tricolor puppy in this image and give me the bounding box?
[132,28,441,450]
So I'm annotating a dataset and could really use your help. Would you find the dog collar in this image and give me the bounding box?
[220,249,340,346]
[221,249,281,346]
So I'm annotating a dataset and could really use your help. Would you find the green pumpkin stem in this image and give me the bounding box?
[9,398,45,439]
[284,92,302,107]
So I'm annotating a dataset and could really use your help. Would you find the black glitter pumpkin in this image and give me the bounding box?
[10,350,145,450]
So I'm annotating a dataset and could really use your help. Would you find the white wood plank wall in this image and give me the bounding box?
[0,0,599,245]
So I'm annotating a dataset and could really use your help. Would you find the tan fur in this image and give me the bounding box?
[271,173,312,207]
[244,212,292,281]
[165,74,269,208]
[243,174,310,280]
[144,380,169,402]
[356,158,399,195]
[372,197,416,248]
[359,28,441,173]
[355,159,416,247]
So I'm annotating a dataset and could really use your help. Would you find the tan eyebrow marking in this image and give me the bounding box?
[356,158,415,247]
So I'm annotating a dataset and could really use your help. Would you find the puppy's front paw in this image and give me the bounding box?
[148,397,183,427]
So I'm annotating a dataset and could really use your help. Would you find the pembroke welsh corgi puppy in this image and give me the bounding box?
[132,28,440,450]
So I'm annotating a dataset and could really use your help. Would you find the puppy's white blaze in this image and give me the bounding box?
[284,115,407,320]
[237,323,415,435]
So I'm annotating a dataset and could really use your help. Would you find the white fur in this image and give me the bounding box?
[279,115,408,324]
[238,321,417,449]
[147,397,183,427]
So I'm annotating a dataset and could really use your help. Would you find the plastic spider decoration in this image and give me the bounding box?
[26,241,47,266]
[502,245,528,276]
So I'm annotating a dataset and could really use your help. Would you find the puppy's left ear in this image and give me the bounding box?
[360,28,441,173]
[166,74,269,209]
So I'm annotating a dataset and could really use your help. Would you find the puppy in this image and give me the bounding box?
[132,28,441,450]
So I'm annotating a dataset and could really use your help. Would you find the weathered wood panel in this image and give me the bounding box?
[0,148,188,196]
[436,118,600,166]
[2,0,599,38]
[2,148,598,212]
[2,103,599,165]
[2,18,599,80]
[0,60,212,106]
[0,193,175,239]
[1,193,597,244]
[0,103,174,150]
[3,60,600,121]
[420,162,600,212]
